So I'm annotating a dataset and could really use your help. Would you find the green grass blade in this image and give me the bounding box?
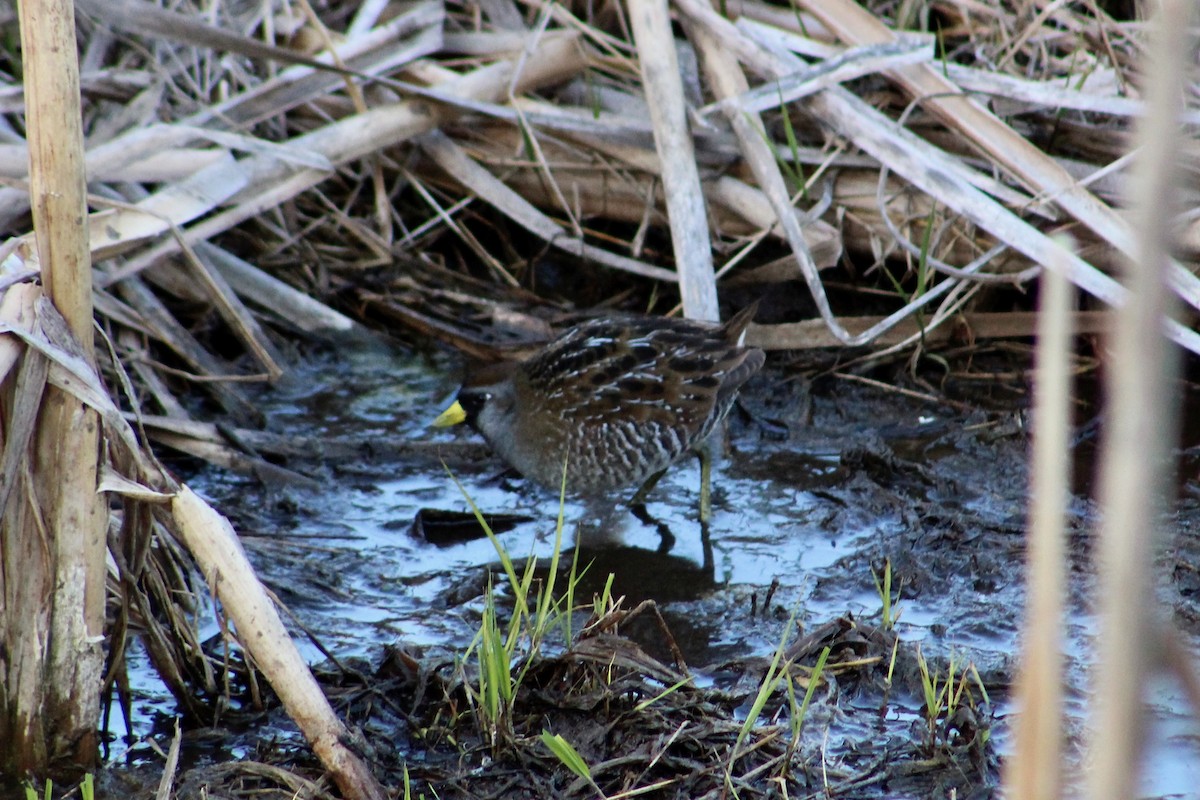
[970,662,991,705]
[541,731,592,780]
[442,462,530,622]
[733,601,801,754]
[916,645,938,719]
[634,676,693,711]
[563,543,582,646]
[795,646,830,734]
[534,455,570,645]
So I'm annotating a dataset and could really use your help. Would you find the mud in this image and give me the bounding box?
[103,335,1200,798]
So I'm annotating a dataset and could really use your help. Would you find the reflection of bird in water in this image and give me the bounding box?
[566,539,715,605]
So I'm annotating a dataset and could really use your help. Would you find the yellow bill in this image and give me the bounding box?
[432,400,467,428]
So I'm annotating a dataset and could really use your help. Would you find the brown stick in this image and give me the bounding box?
[172,486,388,800]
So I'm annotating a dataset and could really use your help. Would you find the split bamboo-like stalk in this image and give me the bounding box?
[1,0,107,776]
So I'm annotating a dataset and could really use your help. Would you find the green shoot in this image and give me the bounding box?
[517,112,537,164]
[531,457,571,650]
[473,576,514,747]
[446,458,599,752]
[541,731,592,780]
[877,203,938,325]
[563,543,582,646]
[871,559,901,630]
[781,643,830,765]
[885,634,900,688]
[593,572,616,620]
[543,731,608,798]
[635,676,693,712]
[914,645,990,747]
[916,203,935,302]
[946,651,959,714]
[443,463,530,621]
[970,662,991,705]
[19,777,92,800]
[795,646,830,735]
[912,202,949,379]
[727,600,804,795]
[916,644,943,725]
[772,85,809,201]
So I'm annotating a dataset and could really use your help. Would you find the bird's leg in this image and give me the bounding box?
[695,431,725,523]
[630,468,668,506]
[698,445,713,523]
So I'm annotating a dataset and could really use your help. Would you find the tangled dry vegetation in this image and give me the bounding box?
[1,0,1194,795]
[5,0,1197,465]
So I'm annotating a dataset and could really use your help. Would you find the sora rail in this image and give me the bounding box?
[433,304,764,507]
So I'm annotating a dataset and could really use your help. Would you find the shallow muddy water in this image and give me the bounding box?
[111,334,1200,798]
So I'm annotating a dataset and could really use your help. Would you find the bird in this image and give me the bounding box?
[433,304,764,520]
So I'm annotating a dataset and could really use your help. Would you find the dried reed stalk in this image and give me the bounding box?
[1004,249,1072,799]
[629,0,719,319]
[802,0,1200,321]
[172,487,389,800]
[2,0,106,775]
[688,19,842,336]
[1086,1,1193,797]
